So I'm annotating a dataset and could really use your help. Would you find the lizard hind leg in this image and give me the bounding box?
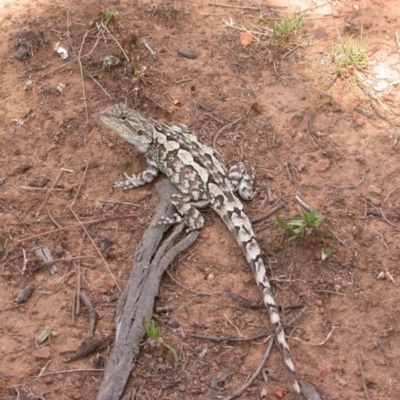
[228,162,257,201]
[157,194,207,232]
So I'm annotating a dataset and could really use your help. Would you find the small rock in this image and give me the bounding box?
[377,271,386,280]
[354,116,365,126]
[178,385,186,392]
[14,46,30,60]
[273,390,284,399]
[357,264,367,271]
[177,48,198,59]
[332,9,340,18]
[319,368,328,376]
[368,184,382,195]
[315,158,330,172]
[369,197,381,206]
[167,318,180,329]
[239,32,253,47]
[33,346,51,359]
[337,378,348,386]
[108,279,117,289]
[316,299,323,307]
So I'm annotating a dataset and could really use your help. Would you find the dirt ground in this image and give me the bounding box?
[1,0,400,399]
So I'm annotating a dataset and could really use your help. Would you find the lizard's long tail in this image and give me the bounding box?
[215,203,302,398]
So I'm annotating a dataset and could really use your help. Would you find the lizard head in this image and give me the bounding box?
[99,104,154,153]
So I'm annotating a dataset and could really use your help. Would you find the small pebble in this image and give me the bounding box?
[377,271,386,280]
[332,9,340,18]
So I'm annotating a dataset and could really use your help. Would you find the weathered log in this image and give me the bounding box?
[96,180,198,400]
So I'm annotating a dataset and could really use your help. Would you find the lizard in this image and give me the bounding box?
[99,103,302,399]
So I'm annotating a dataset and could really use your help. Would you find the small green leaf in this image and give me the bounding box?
[276,216,291,230]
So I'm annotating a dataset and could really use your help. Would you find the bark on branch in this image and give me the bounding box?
[96,180,198,400]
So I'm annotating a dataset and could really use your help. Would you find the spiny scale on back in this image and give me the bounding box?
[99,103,302,398]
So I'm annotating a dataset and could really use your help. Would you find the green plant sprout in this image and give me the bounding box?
[276,210,324,240]
[103,9,119,22]
[331,35,369,75]
[142,317,179,368]
[272,13,304,40]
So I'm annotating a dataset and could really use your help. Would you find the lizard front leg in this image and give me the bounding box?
[228,162,257,201]
[158,193,209,232]
[114,160,159,190]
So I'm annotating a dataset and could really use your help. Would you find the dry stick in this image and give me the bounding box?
[379,208,400,229]
[222,337,274,400]
[33,368,104,379]
[326,176,364,189]
[251,201,285,224]
[395,31,400,54]
[97,181,199,400]
[383,187,400,204]
[36,168,73,214]
[357,354,371,400]
[213,105,253,149]
[99,22,130,62]
[67,19,92,124]
[75,234,85,314]
[80,292,97,337]
[70,161,120,291]
[19,213,138,242]
[295,195,313,211]
[192,332,270,343]
[37,256,98,266]
[165,270,222,296]
[292,326,337,346]
[207,2,260,10]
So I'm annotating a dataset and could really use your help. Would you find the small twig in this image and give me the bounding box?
[207,2,259,10]
[142,39,157,59]
[70,161,120,291]
[357,354,371,400]
[379,208,400,229]
[326,176,364,189]
[295,195,313,211]
[221,337,274,400]
[265,185,274,204]
[284,305,310,329]
[328,229,349,247]
[99,22,130,62]
[392,129,400,149]
[314,289,346,296]
[383,187,400,204]
[251,201,285,224]
[165,270,222,296]
[37,168,73,214]
[36,256,98,266]
[32,368,104,379]
[22,249,28,274]
[395,31,400,54]
[292,325,337,346]
[213,105,253,149]
[32,360,52,381]
[80,292,97,337]
[19,213,138,242]
[46,208,62,228]
[0,304,24,312]
[191,332,270,343]
[75,234,85,314]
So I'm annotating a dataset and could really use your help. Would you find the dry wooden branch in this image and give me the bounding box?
[96,180,198,400]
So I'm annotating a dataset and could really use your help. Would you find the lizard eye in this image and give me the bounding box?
[120,115,127,121]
